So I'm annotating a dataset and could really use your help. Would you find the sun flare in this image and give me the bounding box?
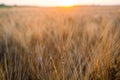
[59,0,77,7]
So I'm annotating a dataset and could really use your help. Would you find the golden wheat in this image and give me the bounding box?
[0,6,120,80]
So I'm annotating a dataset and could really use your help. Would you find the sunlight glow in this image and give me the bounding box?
[59,0,78,7]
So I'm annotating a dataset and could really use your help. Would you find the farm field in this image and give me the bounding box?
[0,6,120,80]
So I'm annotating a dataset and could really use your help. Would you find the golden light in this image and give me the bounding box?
[59,0,78,7]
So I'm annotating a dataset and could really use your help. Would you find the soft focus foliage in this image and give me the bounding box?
[0,6,120,80]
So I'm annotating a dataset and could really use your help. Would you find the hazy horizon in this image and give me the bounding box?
[0,0,120,7]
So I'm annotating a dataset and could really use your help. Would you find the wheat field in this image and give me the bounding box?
[0,6,120,80]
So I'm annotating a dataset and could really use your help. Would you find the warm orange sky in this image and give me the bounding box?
[0,0,120,6]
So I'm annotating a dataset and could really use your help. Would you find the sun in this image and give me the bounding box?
[59,0,77,7]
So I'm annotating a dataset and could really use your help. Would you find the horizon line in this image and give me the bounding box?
[0,3,120,7]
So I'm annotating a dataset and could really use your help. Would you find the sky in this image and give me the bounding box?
[0,0,120,6]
